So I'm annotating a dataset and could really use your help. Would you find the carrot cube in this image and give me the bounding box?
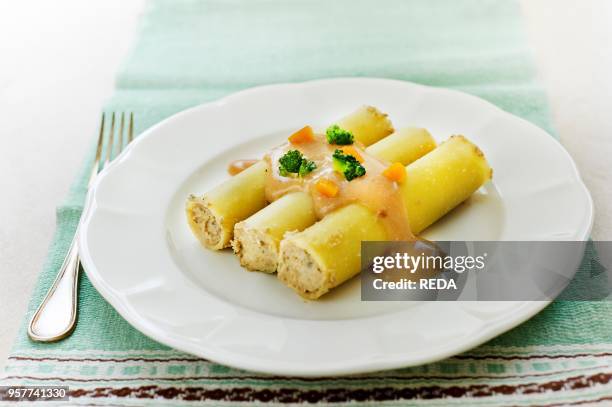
[382,162,406,183]
[288,126,315,144]
[315,179,339,198]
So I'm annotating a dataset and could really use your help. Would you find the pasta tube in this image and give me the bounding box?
[401,135,493,234]
[366,127,436,166]
[335,106,395,146]
[186,106,394,250]
[233,128,436,272]
[186,161,268,250]
[277,135,492,299]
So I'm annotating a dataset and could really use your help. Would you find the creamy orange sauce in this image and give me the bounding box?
[263,134,415,241]
[227,159,259,176]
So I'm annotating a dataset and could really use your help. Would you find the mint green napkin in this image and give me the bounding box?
[2,0,611,405]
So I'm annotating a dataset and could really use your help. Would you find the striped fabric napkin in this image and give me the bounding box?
[2,0,611,405]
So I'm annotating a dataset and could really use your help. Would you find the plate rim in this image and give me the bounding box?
[78,77,594,376]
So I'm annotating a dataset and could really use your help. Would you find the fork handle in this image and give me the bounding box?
[28,233,80,342]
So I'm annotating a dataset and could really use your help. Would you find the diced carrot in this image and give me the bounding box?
[382,162,406,183]
[339,145,364,163]
[315,179,339,198]
[288,126,315,144]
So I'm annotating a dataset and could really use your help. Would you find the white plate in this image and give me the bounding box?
[79,78,593,376]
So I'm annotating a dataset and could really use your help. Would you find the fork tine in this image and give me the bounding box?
[88,113,106,187]
[128,112,134,144]
[116,112,125,156]
[103,113,116,170]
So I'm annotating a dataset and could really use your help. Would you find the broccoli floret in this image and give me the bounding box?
[278,150,316,177]
[299,158,317,177]
[279,150,302,176]
[326,124,354,145]
[332,149,366,181]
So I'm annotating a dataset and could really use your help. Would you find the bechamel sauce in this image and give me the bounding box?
[262,134,414,241]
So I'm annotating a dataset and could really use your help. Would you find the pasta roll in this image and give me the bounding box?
[401,135,493,234]
[366,127,436,166]
[277,135,492,299]
[279,204,387,296]
[233,191,317,272]
[186,160,268,250]
[186,106,394,250]
[233,128,436,272]
[335,105,395,147]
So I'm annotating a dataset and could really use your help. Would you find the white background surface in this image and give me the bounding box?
[0,1,611,370]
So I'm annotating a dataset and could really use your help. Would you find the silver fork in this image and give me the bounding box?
[28,112,134,342]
